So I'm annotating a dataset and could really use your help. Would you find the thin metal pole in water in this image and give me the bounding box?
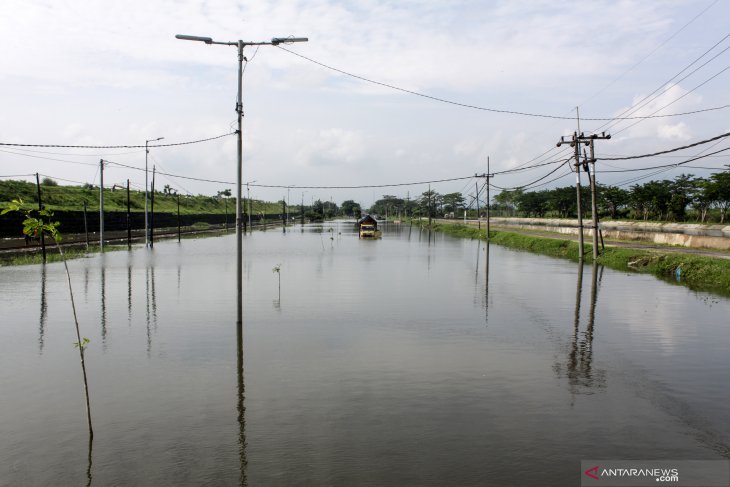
[35,173,46,262]
[236,40,244,325]
[99,160,104,252]
[177,193,181,243]
[486,157,491,241]
[126,179,131,250]
[83,202,89,249]
[475,181,480,231]
[150,165,155,249]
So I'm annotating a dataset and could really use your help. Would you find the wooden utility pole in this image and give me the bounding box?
[557,133,588,258]
[35,173,47,262]
[428,184,432,227]
[580,133,611,259]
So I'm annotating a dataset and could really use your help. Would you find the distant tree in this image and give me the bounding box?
[442,192,466,217]
[709,172,730,223]
[546,186,575,218]
[667,174,696,221]
[341,200,360,217]
[41,177,58,186]
[598,185,630,219]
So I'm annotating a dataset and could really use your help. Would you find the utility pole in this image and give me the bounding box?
[177,192,181,243]
[145,137,164,247]
[428,184,432,227]
[99,159,105,252]
[35,173,46,262]
[150,165,156,249]
[580,132,611,260]
[127,179,131,249]
[83,202,89,249]
[475,162,495,240]
[474,181,480,230]
[301,192,305,225]
[557,133,589,259]
[175,33,307,327]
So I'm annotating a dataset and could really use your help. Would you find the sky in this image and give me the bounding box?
[1,0,729,209]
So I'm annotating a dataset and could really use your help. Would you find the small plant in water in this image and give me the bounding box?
[2,199,94,439]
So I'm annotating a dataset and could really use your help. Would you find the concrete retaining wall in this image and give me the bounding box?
[488,217,730,251]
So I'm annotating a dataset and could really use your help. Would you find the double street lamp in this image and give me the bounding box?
[145,137,164,247]
[175,33,307,325]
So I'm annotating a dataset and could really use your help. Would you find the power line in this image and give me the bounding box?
[0,174,35,178]
[276,46,730,121]
[595,33,730,134]
[577,0,720,109]
[0,131,236,149]
[598,146,730,173]
[600,131,730,160]
[612,64,730,137]
[0,148,99,166]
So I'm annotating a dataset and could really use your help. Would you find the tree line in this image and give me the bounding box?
[367,172,730,223]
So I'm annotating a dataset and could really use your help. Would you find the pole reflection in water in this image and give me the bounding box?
[236,322,248,486]
[128,264,133,329]
[145,266,152,356]
[557,261,606,394]
[39,264,48,353]
[484,240,490,326]
[100,261,107,350]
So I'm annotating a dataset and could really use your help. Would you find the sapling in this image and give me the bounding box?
[2,199,93,438]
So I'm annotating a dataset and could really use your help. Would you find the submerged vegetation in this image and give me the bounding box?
[427,221,730,297]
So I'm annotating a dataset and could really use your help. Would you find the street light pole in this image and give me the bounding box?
[145,137,164,247]
[176,33,307,326]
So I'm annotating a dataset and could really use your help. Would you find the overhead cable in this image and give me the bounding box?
[600,130,730,160]
[276,46,730,121]
[0,131,236,149]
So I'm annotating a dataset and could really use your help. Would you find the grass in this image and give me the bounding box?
[427,221,730,298]
[0,179,284,215]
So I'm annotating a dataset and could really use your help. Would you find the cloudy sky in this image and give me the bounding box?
[1,0,729,208]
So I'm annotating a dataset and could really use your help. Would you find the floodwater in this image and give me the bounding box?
[1,221,729,486]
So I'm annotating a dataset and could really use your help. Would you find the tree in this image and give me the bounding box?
[341,200,360,217]
[41,177,58,186]
[546,186,575,218]
[442,192,466,217]
[709,172,730,223]
[599,185,629,219]
[667,174,696,221]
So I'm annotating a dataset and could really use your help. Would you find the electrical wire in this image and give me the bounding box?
[276,46,730,121]
[612,64,730,137]
[0,131,236,149]
[591,31,730,134]
[598,146,730,173]
[600,131,730,160]
[0,148,100,166]
[577,0,720,109]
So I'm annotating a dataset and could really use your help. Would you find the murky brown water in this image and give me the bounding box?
[1,221,728,486]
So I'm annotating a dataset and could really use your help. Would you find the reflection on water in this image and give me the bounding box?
[39,264,47,353]
[2,222,730,485]
[100,260,107,349]
[237,323,247,487]
[554,261,607,394]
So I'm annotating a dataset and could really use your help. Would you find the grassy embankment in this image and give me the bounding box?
[0,179,282,215]
[427,221,730,298]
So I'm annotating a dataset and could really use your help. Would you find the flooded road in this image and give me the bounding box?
[1,221,728,485]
